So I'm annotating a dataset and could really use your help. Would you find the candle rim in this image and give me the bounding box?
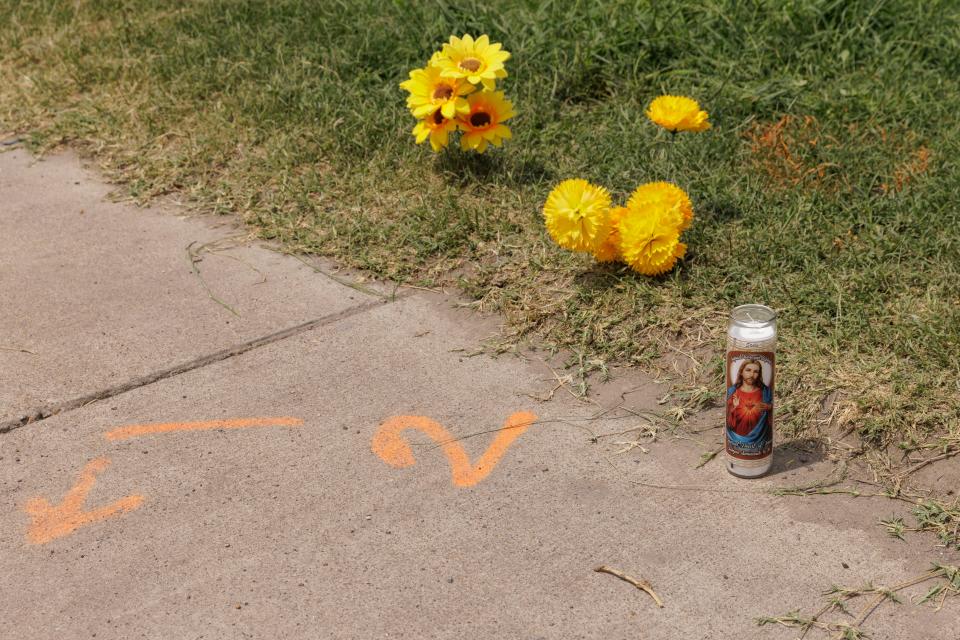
[730,304,777,328]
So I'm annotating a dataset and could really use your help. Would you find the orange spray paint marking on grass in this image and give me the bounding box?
[371,412,537,487]
[104,416,303,441]
[24,458,144,545]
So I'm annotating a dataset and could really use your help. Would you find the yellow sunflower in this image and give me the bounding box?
[437,34,510,91]
[457,91,514,153]
[543,179,612,253]
[627,181,694,231]
[400,62,474,119]
[592,206,627,262]
[617,196,687,276]
[646,95,711,133]
[412,110,458,152]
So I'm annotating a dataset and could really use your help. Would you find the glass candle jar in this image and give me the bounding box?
[724,304,777,478]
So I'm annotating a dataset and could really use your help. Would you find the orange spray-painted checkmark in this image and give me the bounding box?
[23,458,144,545]
[371,412,537,487]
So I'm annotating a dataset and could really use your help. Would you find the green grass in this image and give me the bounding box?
[2,0,959,471]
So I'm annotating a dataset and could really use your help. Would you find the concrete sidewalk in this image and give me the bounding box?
[1,149,955,639]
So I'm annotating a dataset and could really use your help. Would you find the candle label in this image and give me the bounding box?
[725,351,775,460]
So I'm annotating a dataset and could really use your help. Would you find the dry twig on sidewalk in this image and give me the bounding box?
[594,565,664,608]
[0,346,35,354]
[185,241,241,317]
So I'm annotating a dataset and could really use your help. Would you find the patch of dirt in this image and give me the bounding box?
[879,145,932,194]
[743,115,933,195]
[744,114,838,190]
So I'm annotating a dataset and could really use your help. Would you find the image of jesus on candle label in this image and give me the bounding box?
[725,352,775,459]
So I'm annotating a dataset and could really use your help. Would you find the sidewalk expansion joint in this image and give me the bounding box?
[1,293,413,435]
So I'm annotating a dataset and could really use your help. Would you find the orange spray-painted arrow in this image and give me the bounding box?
[23,458,144,545]
[372,412,537,487]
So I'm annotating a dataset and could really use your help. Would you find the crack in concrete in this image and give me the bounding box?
[1,293,414,435]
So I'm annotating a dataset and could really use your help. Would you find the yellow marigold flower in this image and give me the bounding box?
[627,181,694,231]
[592,206,627,262]
[618,195,687,276]
[457,91,514,153]
[400,62,474,119]
[646,95,711,133]
[412,110,458,152]
[543,179,612,253]
[437,34,510,91]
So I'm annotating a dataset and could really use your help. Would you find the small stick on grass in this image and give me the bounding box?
[594,565,664,608]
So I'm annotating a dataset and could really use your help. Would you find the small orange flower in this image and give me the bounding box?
[457,91,514,153]
[412,110,458,152]
[592,206,627,262]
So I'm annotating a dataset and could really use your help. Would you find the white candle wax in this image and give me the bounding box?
[728,307,776,349]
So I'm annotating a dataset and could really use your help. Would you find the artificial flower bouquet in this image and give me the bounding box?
[544,179,693,276]
[400,34,514,153]
[543,95,710,276]
[399,33,710,278]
